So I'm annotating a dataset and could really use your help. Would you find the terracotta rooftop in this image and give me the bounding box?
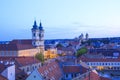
[0,57,40,67]
[83,71,111,80]
[15,57,40,67]
[89,49,120,57]
[0,39,35,51]
[38,60,62,80]
[78,56,120,62]
[0,74,7,80]
[69,41,79,46]
[10,39,32,44]
[15,67,28,80]
[63,65,87,74]
[57,47,74,52]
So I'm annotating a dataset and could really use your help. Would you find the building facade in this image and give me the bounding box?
[0,20,45,57]
[31,20,44,53]
[79,57,120,70]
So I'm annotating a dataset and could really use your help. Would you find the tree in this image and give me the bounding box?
[35,53,44,63]
[56,43,63,48]
[76,47,88,57]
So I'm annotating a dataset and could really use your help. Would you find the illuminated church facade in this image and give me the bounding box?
[0,20,45,57]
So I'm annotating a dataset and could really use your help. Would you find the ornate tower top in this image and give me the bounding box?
[31,20,45,53]
[39,21,44,30]
[32,20,38,29]
[85,33,89,40]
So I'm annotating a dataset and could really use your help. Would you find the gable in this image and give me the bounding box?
[26,70,43,80]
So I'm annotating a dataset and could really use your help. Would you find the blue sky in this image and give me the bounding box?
[0,0,120,41]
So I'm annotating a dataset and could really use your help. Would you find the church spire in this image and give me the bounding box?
[33,20,38,29]
[39,21,43,30]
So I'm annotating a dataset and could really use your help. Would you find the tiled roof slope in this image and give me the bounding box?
[0,74,7,80]
[63,65,87,74]
[0,57,40,67]
[15,67,28,80]
[10,39,32,44]
[38,60,63,80]
[79,56,120,62]
[84,71,111,80]
[15,57,40,67]
[0,39,35,51]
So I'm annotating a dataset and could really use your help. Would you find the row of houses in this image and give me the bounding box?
[78,56,120,71]
[0,57,41,80]
[0,56,111,80]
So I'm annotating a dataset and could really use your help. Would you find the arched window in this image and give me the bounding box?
[33,33,36,37]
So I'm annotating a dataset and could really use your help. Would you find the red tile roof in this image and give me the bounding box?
[0,74,7,80]
[0,57,37,80]
[10,39,32,45]
[15,67,28,80]
[89,49,120,57]
[83,71,111,80]
[0,57,40,67]
[0,57,15,62]
[79,56,120,62]
[0,44,18,51]
[69,41,79,46]
[0,39,35,51]
[38,60,62,80]
[63,65,87,74]
[83,71,99,80]
[57,47,74,52]
[15,57,40,67]
[100,77,111,80]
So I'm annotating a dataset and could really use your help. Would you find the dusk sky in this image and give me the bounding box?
[1,0,120,41]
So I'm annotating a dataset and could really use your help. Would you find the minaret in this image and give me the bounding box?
[31,20,40,47]
[39,21,44,53]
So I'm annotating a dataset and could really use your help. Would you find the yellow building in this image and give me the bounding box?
[44,48,58,59]
[0,39,41,57]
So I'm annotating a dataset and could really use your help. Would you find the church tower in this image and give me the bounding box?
[38,21,44,53]
[85,33,89,41]
[31,20,44,53]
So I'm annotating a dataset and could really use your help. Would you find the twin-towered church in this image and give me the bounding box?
[0,20,45,57]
